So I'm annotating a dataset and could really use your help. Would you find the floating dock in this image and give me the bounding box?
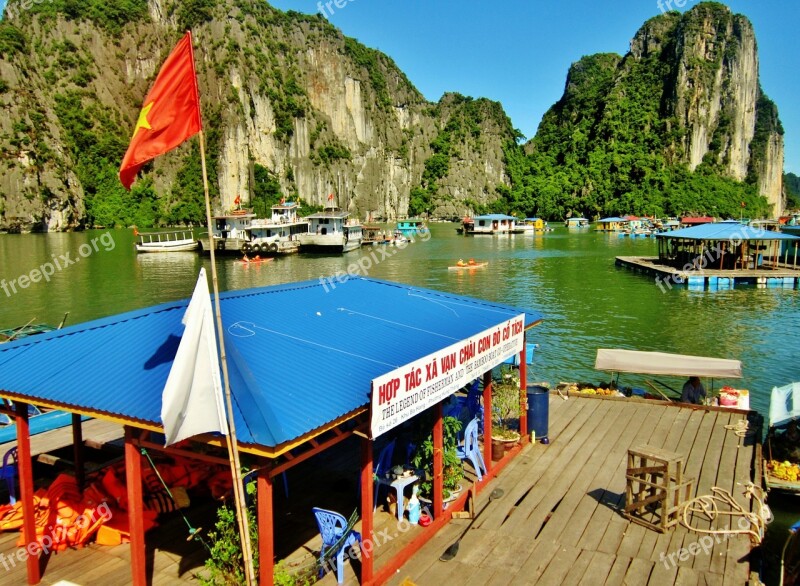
[389,396,762,586]
[616,256,800,289]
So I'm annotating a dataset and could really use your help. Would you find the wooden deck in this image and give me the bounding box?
[0,418,123,459]
[616,255,800,289]
[387,396,761,586]
[0,398,762,585]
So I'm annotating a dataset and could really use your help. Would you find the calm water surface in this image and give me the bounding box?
[1,224,797,416]
[0,223,798,581]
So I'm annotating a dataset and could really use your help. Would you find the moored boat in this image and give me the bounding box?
[198,210,256,255]
[764,382,800,494]
[243,202,309,255]
[134,229,198,253]
[297,209,362,253]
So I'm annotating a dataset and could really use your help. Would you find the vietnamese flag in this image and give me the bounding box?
[119,32,202,189]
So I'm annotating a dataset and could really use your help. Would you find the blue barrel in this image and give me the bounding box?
[526,385,550,444]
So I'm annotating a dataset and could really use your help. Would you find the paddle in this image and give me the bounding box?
[439,488,504,562]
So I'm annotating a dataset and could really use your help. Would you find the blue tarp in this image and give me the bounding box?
[0,277,542,448]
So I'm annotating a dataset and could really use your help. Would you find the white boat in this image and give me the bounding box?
[764,382,800,494]
[198,210,255,254]
[243,202,309,255]
[135,229,198,253]
[298,209,362,253]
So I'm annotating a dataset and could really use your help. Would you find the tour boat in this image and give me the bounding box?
[298,209,362,253]
[198,210,256,255]
[764,382,800,495]
[242,202,309,255]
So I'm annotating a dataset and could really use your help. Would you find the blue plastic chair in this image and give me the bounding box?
[312,507,362,583]
[456,418,487,481]
[373,440,420,520]
[1,447,17,504]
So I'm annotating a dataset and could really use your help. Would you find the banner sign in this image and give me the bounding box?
[370,314,526,438]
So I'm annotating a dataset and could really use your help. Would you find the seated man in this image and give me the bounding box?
[681,376,706,404]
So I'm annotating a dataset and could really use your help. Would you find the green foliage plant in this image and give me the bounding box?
[410,415,464,500]
[492,366,521,440]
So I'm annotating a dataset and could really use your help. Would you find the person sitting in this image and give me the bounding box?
[681,376,706,404]
[468,258,476,265]
[457,259,466,267]
[242,253,250,262]
[254,255,261,261]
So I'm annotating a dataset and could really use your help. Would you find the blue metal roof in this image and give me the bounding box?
[473,214,517,221]
[0,277,542,449]
[656,220,800,241]
[597,217,627,223]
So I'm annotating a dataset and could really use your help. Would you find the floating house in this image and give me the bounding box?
[467,214,518,235]
[564,217,589,229]
[595,217,627,232]
[616,220,800,289]
[680,216,715,227]
[0,277,541,585]
[396,218,429,237]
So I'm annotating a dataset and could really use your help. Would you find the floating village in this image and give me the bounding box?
[2,3,800,586]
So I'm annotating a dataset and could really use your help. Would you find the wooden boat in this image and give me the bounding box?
[0,313,69,343]
[764,382,800,494]
[135,229,198,252]
[448,261,488,270]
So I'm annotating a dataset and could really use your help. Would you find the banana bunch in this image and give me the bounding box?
[767,459,800,482]
[579,387,617,396]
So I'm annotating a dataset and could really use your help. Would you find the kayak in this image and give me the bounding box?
[237,258,274,264]
[448,262,488,270]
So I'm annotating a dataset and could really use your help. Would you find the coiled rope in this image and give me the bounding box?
[680,482,772,544]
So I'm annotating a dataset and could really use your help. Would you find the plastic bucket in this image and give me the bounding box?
[526,385,550,443]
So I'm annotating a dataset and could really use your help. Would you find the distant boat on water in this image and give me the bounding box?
[565,217,589,229]
[134,229,198,253]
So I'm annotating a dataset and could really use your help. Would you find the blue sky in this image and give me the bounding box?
[266,0,800,174]
[1,0,798,172]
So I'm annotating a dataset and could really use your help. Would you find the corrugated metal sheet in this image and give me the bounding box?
[0,277,542,448]
[657,221,800,241]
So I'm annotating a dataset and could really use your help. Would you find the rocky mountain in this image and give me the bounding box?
[0,0,516,231]
[0,1,787,231]
[519,2,784,220]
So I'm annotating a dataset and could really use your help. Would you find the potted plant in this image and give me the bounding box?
[491,366,522,458]
[410,415,464,501]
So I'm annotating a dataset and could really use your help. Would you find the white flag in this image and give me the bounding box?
[161,268,228,446]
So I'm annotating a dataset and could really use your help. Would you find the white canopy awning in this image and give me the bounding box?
[769,382,800,428]
[595,349,742,379]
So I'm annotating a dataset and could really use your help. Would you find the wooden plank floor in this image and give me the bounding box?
[0,418,123,458]
[387,396,761,586]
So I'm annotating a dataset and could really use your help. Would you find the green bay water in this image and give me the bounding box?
[1,224,797,415]
[0,223,798,580]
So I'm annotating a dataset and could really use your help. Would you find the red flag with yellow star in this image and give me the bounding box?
[119,32,202,189]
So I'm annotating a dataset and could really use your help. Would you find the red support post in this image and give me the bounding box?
[483,371,493,468]
[15,401,40,584]
[519,339,528,442]
[433,402,443,519]
[258,467,274,586]
[124,426,147,586]
[72,413,84,491]
[359,435,374,582]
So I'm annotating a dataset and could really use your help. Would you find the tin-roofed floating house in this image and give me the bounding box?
[595,217,627,232]
[467,214,518,235]
[564,217,589,229]
[616,220,800,289]
[0,276,542,585]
